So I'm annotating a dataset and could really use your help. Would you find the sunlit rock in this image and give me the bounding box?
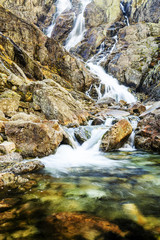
[100,119,132,151]
[5,120,64,157]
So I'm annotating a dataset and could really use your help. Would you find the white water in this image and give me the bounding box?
[120,2,130,26]
[65,0,92,51]
[42,0,137,176]
[41,126,122,177]
[47,0,72,37]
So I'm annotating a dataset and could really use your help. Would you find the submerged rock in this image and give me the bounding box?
[45,212,127,239]
[100,119,132,151]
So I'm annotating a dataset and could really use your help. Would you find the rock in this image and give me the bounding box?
[0,111,7,121]
[107,23,160,92]
[92,117,105,126]
[0,152,23,171]
[135,109,160,152]
[0,6,95,92]
[100,119,132,151]
[140,101,160,117]
[11,112,41,122]
[128,102,146,116]
[0,172,28,188]
[0,141,16,155]
[2,160,44,174]
[0,152,22,162]
[132,0,160,23]
[0,90,21,116]
[24,80,88,125]
[143,64,160,101]
[44,212,127,239]
[0,0,56,29]
[51,11,74,43]
[74,127,91,144]
[5,120,64,157]
[105,109,130,118]
[0,121,5,133]
[97,97,116,106]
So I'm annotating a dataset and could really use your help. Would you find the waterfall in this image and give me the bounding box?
[65,0,92,51]
[120,0,133,26]
[46,0,72,37]
[86,35,136,103]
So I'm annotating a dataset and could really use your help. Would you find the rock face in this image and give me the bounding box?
[107,23,160,91]
[100,119,132,151]
[23,80,88,125]
[135,108,160,153]
[0,0,56,29]
[5,120,64,157]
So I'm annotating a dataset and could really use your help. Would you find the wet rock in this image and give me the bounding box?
[0,5,95,91]
[100,119,132,151]
[0,141,16,155]
[97,97,116,106]
[135,108,160,153]
[45,212,127,239]
[0,172,28,188]
[105,109,130,118]
[5,120,64,157]
[2,160,44,174]
[51,11,74,43]
[92,117,105,126]
[128,102,146,116]
[74,127,91,144]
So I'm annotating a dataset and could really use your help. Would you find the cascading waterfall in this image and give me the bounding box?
[65,0,92,51]
[46,0,72,37]
[42,0,137,175]
[120,0,133,26]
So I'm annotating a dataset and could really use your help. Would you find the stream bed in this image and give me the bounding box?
[0,147,160,240]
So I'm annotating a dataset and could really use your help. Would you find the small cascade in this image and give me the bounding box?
[65,0,92,51]
[120,0,132,26]
[41,126,120,176]
[46,0,72,37]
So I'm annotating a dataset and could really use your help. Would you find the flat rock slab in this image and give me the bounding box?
[105,109,130,118]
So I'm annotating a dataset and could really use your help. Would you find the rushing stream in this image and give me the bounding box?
[0,1,160,239]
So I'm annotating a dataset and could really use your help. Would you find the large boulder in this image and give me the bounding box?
[100,119,132,151]
[135,106,160,153]
[5,120,65,157]
[23,80,89,125]
[44,212,126,239]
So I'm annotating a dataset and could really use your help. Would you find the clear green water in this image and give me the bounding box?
[0,150,160,240]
